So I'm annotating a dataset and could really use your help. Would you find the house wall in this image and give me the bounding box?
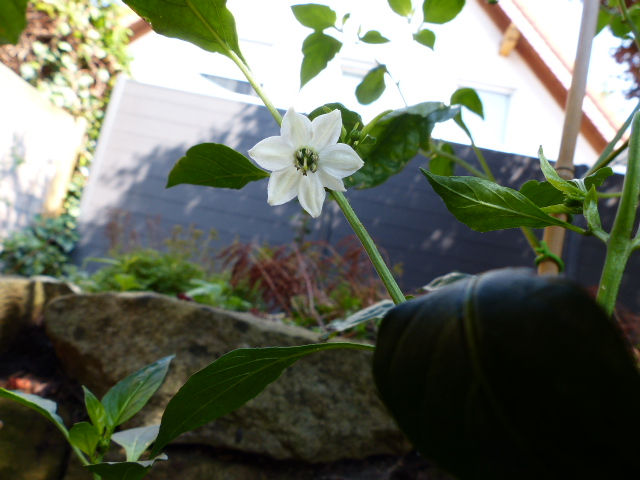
[76,78,640,311]
[0,62,85,237]
[126,0,599,165]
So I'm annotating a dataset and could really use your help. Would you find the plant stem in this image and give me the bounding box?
[428,148,488,179]
[596,112,640,317]
[331,191,405,305]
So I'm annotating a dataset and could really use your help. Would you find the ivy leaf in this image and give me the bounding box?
[122,0,243,61]
[291,3,337,31]
[388,0,413,17]
[0,389,68,439]
[413,28,436,49]
[519,180,564,208]
[150,343,374,457]
[351,102,460,189]
[300,32,342,87]
[167,144,269,190]
[356,65,388,105]
[111,425,161,462]
[359,30,390,44]
[450,87,484,119]
[422,170,570,232]
[423,0,466,24]
[0,0,27,45]
[102,356,174,429]
[69,422,101,457]
[85,455,168,480]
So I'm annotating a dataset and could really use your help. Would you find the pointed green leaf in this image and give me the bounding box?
[359,30,390,44]
[422,170,570,232]
[112,425,161,462]
[122,0,243,61]
[167,144,269,190]
[519,180,564,208]
[300,32,342,87]
[413,28,436,49]
[0,388,68,439]
[85,455,168,480]
[584,187,608,243]
[356,65,388,105]
[538,147,583,198]
[0,0,27,45]
[150,343,373,456]
[423,0,465,24]
[102,356,174,429]
[324,300,395,337]
[583,166,614,191]
[291,4,337,31]
[451,87,484,119]
[388,0,413,17]
[69,422,101,457]
[83,387,107,432]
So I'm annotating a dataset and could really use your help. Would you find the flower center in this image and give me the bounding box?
[294,147,319,176]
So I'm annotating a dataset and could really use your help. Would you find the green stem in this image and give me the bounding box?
[428,148,488,179]
[519,226,541,251]
[331,191,405,305]
[471,143,496,182]
[596,112,640,317]
[619,0,640,54]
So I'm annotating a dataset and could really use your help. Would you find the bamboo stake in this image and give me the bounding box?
[538,0,600,275]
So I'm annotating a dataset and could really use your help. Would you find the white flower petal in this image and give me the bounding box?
[316,169,346,192]
[282,107,312,148]
[298,174,326,217]
[309,109,342,151]
[249,136,295,171]
[318,144,364,179]
[268,167,302,205]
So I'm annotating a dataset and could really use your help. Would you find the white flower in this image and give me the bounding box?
[248,107,364,218]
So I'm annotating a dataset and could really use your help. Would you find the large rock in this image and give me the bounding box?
[44,292,410,463]
[0,275,77,354]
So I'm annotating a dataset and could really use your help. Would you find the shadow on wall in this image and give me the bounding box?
[73,87,640,310]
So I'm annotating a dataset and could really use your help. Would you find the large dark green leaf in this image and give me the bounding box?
[451,87,484,119]
[85,455,168,480]
[150,343,373,456]
[122,0,243,61]
[300,32,342,87]
[388,0,413,17]
[422,170,569,231]
[356,65,388,105]
[102,356,174,429]
[350,102,460,189]
[291,4,337,31]
[0,0,27,45]
[373,268,640,480]
[423,0,465,24]
[0,389,68,438]
[167,144,269,190]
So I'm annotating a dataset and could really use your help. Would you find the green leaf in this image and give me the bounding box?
[102,356,174,429]
[291,4,337,31]
[422,170,570,232]
[166,144,269,190]
[374,268,640,479]
[350,102,460,189]
[356,65,388,105]
[596,8,612,35]
[69,422,101,457]
[300,32,342,87]
[0,389,68,439]
[538,147,583,198]
[519,180,565,208]
[450,87,484,119]
[122,0,243,61]
[308,103,363,136]
[388,0,413,17]
[429,143,456,176]
[583,166,614,191]
[324,300,395,337]
[111,425,161,462]
[420,271,474,292]
[413,28,436,49]
[584,186,608,243]
[84,387,107,432]
[423,0,465,24]
[0,0,27,45]
[85,455,168,480]
[150,343,373,456]
[359,30,390,44]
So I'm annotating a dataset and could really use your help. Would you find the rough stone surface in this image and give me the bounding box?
[44,292,411,463]
[0,275,77,355]
[0,397,69,480]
